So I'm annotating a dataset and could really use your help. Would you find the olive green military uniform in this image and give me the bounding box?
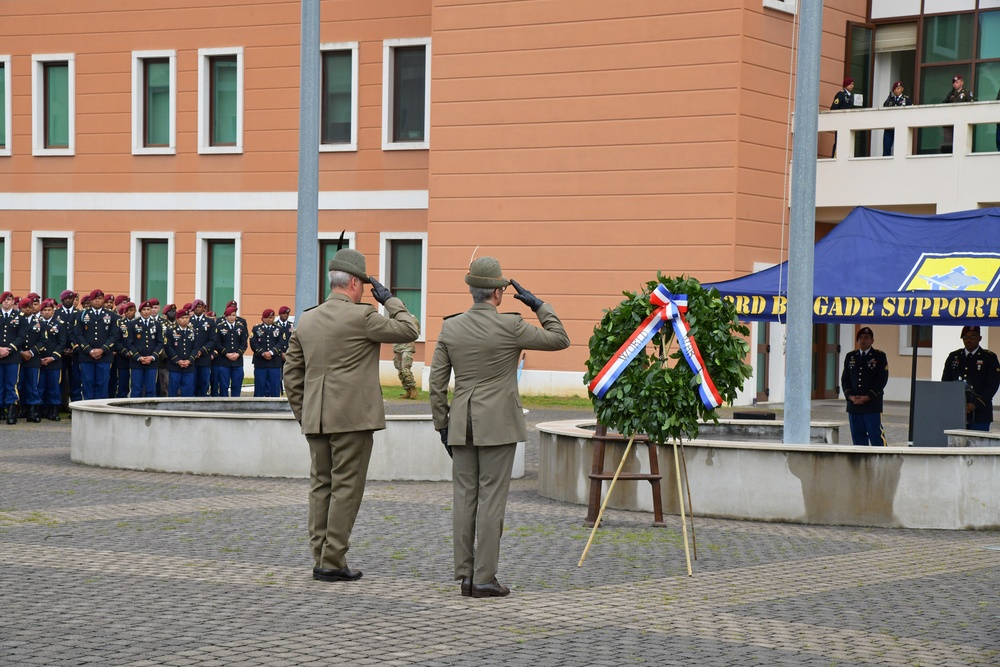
[393,321,420,395]
[430,258,570,587]
[284,249,418,572]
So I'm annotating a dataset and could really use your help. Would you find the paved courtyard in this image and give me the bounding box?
[1,403,999,666]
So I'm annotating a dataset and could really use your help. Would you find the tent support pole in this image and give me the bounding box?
[907,325,918,443]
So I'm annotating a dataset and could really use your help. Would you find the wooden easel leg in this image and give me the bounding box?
[585,430,607,526]
[647,441,666,527]
[673,440,693,576]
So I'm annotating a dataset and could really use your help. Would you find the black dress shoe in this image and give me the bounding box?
[460,577,471,597]
[470,578,510,598]
[312,566,363,582]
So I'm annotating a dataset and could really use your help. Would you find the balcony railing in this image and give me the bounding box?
[814,101,1000,213]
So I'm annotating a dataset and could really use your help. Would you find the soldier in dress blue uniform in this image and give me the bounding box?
[18,296,45,423]
[37,299,66,421]
[250,309,283,397]
[881,81,912,156]
[0,291,27,424]
[125,300,164,398]
[56,289,83,408]
[156,303,177,397]
[215,305,248,397]
[165,308,198,397]
[113,301,135,397]
[274,305,293,394]
[73,289,121,400]
[941,326,1000,431]
[188,299,217,396]
[830,77,855,158]
[840,326,889,446]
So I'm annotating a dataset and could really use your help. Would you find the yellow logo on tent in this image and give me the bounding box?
[902,256,1000,292]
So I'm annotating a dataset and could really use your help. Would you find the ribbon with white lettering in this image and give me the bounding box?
[588,284,723,410]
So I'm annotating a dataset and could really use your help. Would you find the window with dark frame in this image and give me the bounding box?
[140,239,169,304]
[143,58,170,147]
[319,240,340,302]
[41,238,68,300]
[391,46,426,143]
[0,62,6,149]
[389,240,422,322]
[43,61,69,149]
[321,50,352,144]
[206,240,235,312]
[209,55,237,146]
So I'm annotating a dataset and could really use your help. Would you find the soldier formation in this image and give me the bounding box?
[0,288,294,425]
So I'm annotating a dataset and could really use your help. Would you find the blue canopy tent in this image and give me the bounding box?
[705,207,1000,326]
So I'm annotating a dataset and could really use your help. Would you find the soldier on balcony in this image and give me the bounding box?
[941,75,973,153]
[829,77,855,157]
[881,81,912,157]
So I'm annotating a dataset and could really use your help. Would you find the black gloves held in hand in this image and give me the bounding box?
[369,277,393,305]
[509,279,544,312]
[438,428,453,458]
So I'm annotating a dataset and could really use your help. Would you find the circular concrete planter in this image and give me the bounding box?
[537,419,1000,530]
[70,398,524,481]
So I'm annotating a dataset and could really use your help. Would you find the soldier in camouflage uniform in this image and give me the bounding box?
[393,320,420,399]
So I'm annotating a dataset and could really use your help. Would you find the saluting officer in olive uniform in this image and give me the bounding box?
[284,248,419,583]
[250,309,285,397]
[164,308,198,397]
[840,326,889,446]
[126,301,164,398]
[73,289,121,400]
[430,257,570,598]
[214,305,248,397]
[942,326,1000,431]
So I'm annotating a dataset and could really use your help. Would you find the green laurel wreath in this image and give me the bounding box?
[583,274,753,444]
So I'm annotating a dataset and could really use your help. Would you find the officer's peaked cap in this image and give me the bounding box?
[327,248,369,282]
[465,257,511,289]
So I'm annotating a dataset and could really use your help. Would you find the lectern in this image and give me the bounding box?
[911,380,967,446]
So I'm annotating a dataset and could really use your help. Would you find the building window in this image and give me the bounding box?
[321,43,358,151]
[0,233,8,291]
[130,232,174,306]
[382,39,431,150]
[900,325,933,357]
[318,233,356,302]
[763,0,796,14]
[198,48,243,154]
[32,54,75,156]
[31,232,74,300]
[380,233,426,336]
[0,56,10,156]
[196,233,241,312]
[132,51,176,154]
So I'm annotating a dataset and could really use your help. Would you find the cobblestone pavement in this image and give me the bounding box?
[2,403,999,666]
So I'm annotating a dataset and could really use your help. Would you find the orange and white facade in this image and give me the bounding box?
[14,0,990,401]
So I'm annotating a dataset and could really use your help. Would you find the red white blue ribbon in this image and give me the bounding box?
[589,284,723,410]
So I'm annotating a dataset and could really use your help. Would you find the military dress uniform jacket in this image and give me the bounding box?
[840,347,889,415]
[249,324,286,368]
[883,93,912,108]
[164,325,198,373]
[0,309,26,365]
[941,347,1000,424]
[430,303,570,448]
[20,316,44,369]
[284,293,418,436]
[38,318,66,370]
[189,315,217,367]
[73,308,121,363]
[831,89,853,110]
[125,318,164,369]
[214,320,248,367]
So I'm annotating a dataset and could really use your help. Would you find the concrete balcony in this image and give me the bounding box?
[815,101,1000,216]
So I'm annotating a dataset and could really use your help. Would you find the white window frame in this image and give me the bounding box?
[132,50,177,155]
[319,42,359,153]
[0,56,11,157]
[195,232,242,307]
[0,231,11,291]
[30,231,75,295]
[130,231,176,305]
[379,231,427,341]
[382,38,431,151]
[763,0,797,14]
[899,325,933,357]
[198,47,244,154]
[31,53,75,156]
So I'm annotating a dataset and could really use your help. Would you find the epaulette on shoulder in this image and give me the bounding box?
[500,312,523,317]
[443,313,462,320]
[302,304,319,313]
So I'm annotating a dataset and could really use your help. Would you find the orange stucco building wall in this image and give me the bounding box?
[0,0,866,391]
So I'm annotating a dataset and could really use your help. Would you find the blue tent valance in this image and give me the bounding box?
[704,207,1000,325]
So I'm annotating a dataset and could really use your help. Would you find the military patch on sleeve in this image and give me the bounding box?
[443,313,461,320]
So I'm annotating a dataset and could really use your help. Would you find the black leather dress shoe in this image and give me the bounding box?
[460,577,471,597]
[313,566,363,582]
[470,578,510,598]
